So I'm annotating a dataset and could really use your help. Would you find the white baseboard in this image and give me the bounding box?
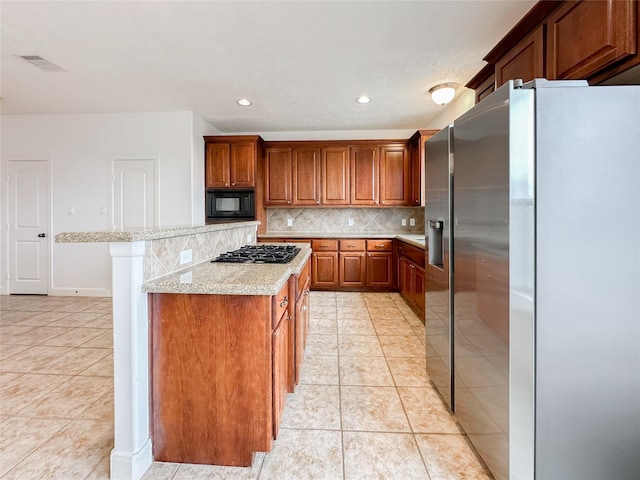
[110,438,153,480]
[48,287,111,297]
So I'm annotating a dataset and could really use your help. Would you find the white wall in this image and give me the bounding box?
[1,111,215,296]
[191,112,221,223]
[425,88,476,130]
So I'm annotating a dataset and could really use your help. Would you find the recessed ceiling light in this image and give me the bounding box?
[237,99,252,106]
[356,96,371,104]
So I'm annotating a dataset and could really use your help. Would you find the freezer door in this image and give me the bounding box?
[424,126,453,409]
[452,81,535,480]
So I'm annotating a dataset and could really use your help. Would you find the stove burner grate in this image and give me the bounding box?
[212,244,300,264]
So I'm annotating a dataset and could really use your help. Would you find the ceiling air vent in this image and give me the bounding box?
[18,55,67,72]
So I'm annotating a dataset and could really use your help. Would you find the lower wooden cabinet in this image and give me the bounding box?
[148,260,312,468]
[398,241,426,319]
[367,252,393,287]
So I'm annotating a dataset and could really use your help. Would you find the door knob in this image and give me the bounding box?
[38,233,46,238]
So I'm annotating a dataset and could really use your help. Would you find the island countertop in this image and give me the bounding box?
[143,243,312,296]
[55,220,260,243]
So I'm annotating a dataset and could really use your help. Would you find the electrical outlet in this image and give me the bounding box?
[287,218,293,227]
[348,218,354,226]
[401,219,407,226]
[409,218,416,226]
[179,249,192,265]
[247,233,253,243]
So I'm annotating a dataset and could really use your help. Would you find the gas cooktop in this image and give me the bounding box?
[212,244,300,264]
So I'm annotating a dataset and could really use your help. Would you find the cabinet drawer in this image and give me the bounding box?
[339,239,365,251]
[400,241,425,267]
[296,259,311,300]
[311,239,338,251]
[273,281,290,328]
[366,239,392,252]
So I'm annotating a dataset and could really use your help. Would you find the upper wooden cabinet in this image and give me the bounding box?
[264,140,415,207]
[264,147,293,206]
[204,136,261,188]
[350,146,379,205]
[469,0,640,97]
[321,147,350,206]
[379,144,409,206]
[546,0,637,80]
[408,130,438,207]
[496,25,545,87]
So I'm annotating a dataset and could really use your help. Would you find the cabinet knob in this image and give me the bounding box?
[232,182,236,186]
[280,296,288,307]
[303,305,307,312]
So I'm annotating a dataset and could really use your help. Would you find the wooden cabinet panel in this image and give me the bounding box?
[149,293,273,466]
[322,147,350,205]
[546,0,637,80]
[496,25,545,87]
[311,252,339,288]
[350,146,378,205]
[264,148,292,206]
[272,311,288,440]
[414,266,425,315]
[379,145,410,206]
[206,143,231,188]
[366,252,393,287]
[475,75,496,103]
[339,252,366,287]
[293,148,321,205]
[408,130,438,207]
[230,142,256,187]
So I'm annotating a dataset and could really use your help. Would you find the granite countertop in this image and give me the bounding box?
[143,243,312,295]
[260,231,426,250]
[55,221,260,243]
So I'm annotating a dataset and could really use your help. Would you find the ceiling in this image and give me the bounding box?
[0,1,536,133]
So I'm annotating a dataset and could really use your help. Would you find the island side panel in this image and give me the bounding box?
[149,293,273,466]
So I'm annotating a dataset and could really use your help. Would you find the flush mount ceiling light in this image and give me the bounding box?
[237,98,252,106]
[356,96,371,104]
[429,83,458,105]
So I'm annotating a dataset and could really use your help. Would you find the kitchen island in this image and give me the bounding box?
[56,221,311,480]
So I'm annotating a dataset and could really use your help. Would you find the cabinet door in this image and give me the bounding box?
[409,137,421,206]
[294,292,309,385]
[546,0,637,80]
[322,147,349,205]
[311,252,339,288]
[379,145,410,206]
[293,148,321,206]
[400,258,414,304]
[264,148,292,206]
[414,265,425,317]
[272,313,288,439]
[230,142,256,187]
[339,252,366,287]
[495,25,545,87]
[206,143,231,188]
[366,252,393,287]
[350,146,378,205]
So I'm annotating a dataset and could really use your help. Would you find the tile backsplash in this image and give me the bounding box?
[143,224,256,281]
[267,207,425,234]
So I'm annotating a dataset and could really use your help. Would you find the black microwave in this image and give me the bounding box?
[206,189,255,220]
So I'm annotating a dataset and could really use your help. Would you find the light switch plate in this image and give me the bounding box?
[287,218,293,227]
[401,219,407,226]
[348,219,354,226]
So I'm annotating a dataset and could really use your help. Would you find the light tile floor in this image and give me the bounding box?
[0,292,491,480]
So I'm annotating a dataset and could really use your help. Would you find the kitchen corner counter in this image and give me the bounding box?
[142,244,312,295]
[260,231,426,250]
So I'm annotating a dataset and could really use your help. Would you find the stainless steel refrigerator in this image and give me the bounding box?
[425,79,640,480]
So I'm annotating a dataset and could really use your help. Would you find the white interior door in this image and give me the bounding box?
[8,160,50,294]
[113,159,156,229]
